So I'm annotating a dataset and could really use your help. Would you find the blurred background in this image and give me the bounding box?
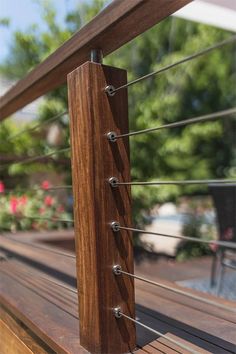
[0,0,235,301]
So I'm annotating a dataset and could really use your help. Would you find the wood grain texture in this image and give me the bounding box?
[1,258,236,353]
[0,234,75,279]
[0,319,34,354]
[0,0,192,120]
[68,62,136,353]
[0,271,88,354]
[0,306,52,354]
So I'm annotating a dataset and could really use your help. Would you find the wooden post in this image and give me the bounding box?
[68,62,136,354]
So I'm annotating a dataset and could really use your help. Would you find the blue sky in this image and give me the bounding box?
[0,0,80,63]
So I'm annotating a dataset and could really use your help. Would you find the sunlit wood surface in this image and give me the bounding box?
[1,232,235,354]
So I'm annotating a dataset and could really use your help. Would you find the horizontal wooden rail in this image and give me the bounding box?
[0,0,191,120]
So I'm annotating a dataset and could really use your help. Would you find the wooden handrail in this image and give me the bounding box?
[0,0,191,121]
[0,1,194,353]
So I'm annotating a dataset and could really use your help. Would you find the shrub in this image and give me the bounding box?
[176,198,216,261]
[0,181,72,232]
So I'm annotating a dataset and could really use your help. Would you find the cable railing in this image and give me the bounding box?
[105,34,236,95]
[2,234,76,258]
[4,262,77,294]
[109,177,236,187]
[15,214,74,224]
[2,185,73,193]
[0,147,70,171]
[116,308,204,354]
[1,1,236,353]
[107,107,236,142]
[104,21,236,353]
[113,308,200,354]
[110,222,236,250]
[6,111,68,142]
[112,265,236,313]
[0,266,79,320]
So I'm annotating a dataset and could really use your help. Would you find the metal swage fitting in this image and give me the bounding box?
[113,307,122,318]
[110,35,236,93]
[113,265,122,275]
[108,177,119,188]
[110,178,236,186]
[108,106,236,141]
[107,131,117,142]
[105,85,116,96]
[110,221,120,232]
[113,266,236,313]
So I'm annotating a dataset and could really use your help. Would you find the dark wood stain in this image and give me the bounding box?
[68,62,136,353]
[1,253,236,353]
[0,306,53,354]
[0,0,192,120]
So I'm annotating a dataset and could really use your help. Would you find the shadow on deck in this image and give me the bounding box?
[0,231,235,353]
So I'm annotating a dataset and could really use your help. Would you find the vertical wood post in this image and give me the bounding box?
[68,62,136,354]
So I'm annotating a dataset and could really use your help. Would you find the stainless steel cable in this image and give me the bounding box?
[109,177,236,187]
[0,268,79,320]
[113,267,236,313]
[117,225,236,250]
[37,274,77,294]
[39,185,72,191]
[3,185,73,194]
[12,264,77,294]
[2,234,76,259]
[107,35,236,94]
[7,111,68,142]
[16,214,74,224]
[107,107,236,141]
[114,309,200,354]
[0,147,70,171]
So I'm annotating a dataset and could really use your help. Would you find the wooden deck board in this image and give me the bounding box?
[1,234,236,353]
[0,306,53,354]
[0,270,87,354]
[0,234,76,281]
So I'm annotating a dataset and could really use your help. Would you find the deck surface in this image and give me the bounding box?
[0,231,236,354]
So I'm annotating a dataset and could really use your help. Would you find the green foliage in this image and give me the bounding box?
[0,0,108,79]
[105,19,236,224]
[0,0,235,235]
[0,117,70,191]
[0,18,10,27]
[177,214,213,261]
[176,196,216,260]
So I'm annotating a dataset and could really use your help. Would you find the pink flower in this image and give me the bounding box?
[10,197,19,214]
[44,195,54,207]
[0,181,5,193]
[57,205,64,213]
[41,180,50,190]
[19,195,27,205]
[39,207,45,215]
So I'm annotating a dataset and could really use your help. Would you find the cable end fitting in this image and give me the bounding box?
[113,264,122,275]
[113,307,122,319]
[109,177,118,188]
[107,131,117,142]
[111,221,120,232]
[105,85,116,96]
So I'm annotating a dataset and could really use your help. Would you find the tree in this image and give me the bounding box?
[1,0,235,226]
